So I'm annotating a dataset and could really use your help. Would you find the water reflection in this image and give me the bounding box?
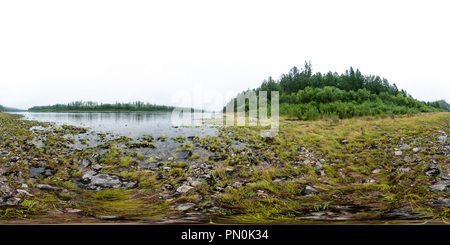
[12,112,218,138]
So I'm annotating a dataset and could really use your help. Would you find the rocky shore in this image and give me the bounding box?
[1,112,450,223]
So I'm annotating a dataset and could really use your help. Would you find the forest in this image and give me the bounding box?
[28,101,176,112]
[226,61,450,120]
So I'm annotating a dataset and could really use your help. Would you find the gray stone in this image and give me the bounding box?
[36,184,62,191]
[372,168,382,174]
[91,164,103,171]
[77,170,137,190]
[412,147,420,153]
[177,185,194,193]
[199,174,212,180]
[0,151,10,157]
[207,206,224,213]
[29,165,55,178]
[382,207,424,220]
[162,183,174,191]
[79,159,91,168]
[397,167,410,173]
[430,183,450,191]
[425,168,440,177]
[208,155,226,161]
[232,181,243,188]
[314,162,323,169]
[394,151,403,156]
[273,178,284,184]
[98,215,124,220]
[177,203,195,211]
[190,180,202,187]
[302,186,319,196]
[0,196,20,206]
[9,156,20,162]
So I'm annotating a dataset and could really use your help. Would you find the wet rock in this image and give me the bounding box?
[177,150,192,159]
[382,207,424,220]
[141,162,162,170]
[126,141,155,148]
[302,186,319,196]
[29,165,55,178]
[177,203,195,211]
[77,170,137,190]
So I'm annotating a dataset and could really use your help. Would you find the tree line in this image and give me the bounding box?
[28,101,176,112]
[225,61,450,120]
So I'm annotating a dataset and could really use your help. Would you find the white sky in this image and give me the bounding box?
[0,0,449,110]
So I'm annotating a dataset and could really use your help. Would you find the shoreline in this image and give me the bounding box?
[1,112,450,224]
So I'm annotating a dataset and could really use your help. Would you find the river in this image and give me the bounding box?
[9,111,219,138]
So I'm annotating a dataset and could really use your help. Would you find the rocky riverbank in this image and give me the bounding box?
[1,112,450,223]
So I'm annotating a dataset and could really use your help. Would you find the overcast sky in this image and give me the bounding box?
[1,0,449,110]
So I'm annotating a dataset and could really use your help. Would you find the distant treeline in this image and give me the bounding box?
[0,104,26,112]
[28,101,176,112]
[225,61,450,120]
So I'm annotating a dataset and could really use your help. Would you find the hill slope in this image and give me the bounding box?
[225,61,449,120]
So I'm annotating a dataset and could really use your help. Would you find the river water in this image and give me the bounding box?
[10,112,219,138]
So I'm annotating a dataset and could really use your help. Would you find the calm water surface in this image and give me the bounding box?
[10,112,219,138]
